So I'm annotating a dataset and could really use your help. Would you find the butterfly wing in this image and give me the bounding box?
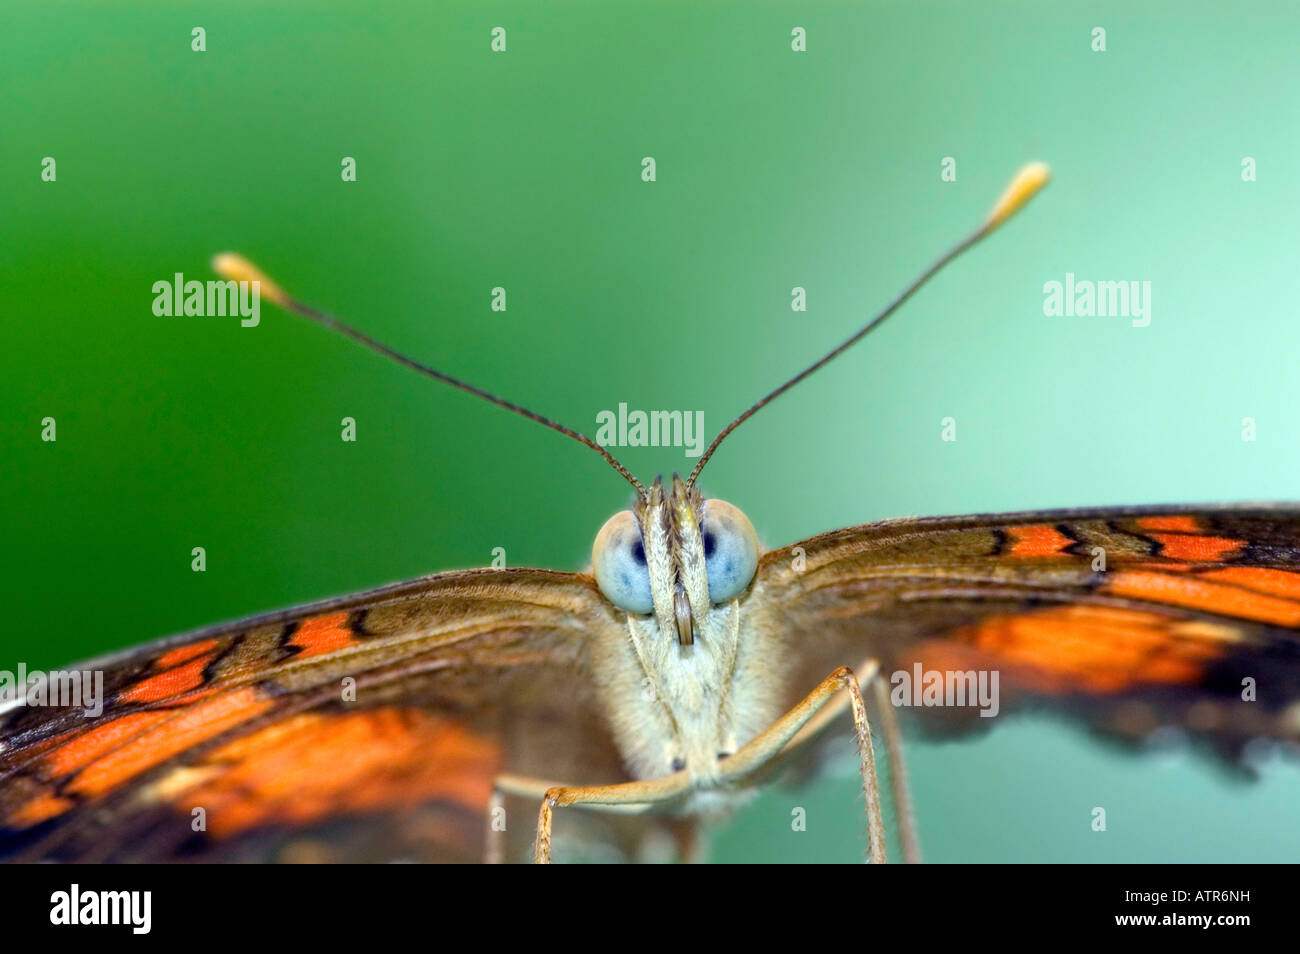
[0,567,643,862]
[755,506,1300,759]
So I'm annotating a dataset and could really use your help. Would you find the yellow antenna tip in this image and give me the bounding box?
[985,161,1051,229]
[211,252,288,307]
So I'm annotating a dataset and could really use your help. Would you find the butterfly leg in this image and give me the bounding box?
[756,659,919,863]
[779,657,881,752]
[485,773,672,863]
[532,772,694,863]
[872,675,920,864]
[713,662,888,863]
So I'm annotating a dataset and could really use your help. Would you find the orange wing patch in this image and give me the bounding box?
[3,687,278,832]
[45,710,174,777]
[1200,566,1300,599]
[117,638,222,704]
[289,613,360,660]
[156,708,500,838]
[1148,533,1244,562]
[1137,515,1202,533]
[1105,570,1300,628]
[1134,515,1245,561]
[1006,524,1074,559]
[154,640,221,669]
[69,688,275,800]
[913,605,1234,693]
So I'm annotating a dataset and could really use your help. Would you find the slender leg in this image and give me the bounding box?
[495,773,661,815]
[534,664,888,864]
[486,774,571,864]
[845,668,886,864]
[744,661,918,865]
[711,664,885,863]
[533,772,693,863]
[780,658,881,754]
[872,676,921,864]
[738,665,920,868]
[486,772,665,862]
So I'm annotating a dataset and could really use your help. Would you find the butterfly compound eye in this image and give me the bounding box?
[701,499,759,603]
[593,510,654,614]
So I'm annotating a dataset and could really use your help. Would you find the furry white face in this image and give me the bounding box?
[589,475,772,783]
[592,475,759,644]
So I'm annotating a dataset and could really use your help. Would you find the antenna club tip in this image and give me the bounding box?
[985,161,1051,229]
[211,252,289,306]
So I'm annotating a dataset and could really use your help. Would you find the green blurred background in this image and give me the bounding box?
[4,0,1299,862]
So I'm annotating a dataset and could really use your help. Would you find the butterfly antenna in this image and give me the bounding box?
[686,161,1051,488]
[210,253,648,497]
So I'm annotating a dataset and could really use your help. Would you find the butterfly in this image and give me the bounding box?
[4,163,1299,863]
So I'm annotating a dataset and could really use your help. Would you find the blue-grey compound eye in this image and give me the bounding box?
[592,510,654,614]
[701,499,759,603]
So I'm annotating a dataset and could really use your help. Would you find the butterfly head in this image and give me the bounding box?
[592,474,759,645]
